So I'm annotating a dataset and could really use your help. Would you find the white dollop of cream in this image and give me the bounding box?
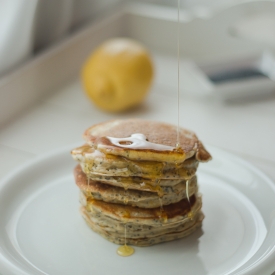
[106,133,175,151]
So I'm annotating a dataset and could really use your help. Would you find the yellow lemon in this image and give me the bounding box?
[81,38,154,112]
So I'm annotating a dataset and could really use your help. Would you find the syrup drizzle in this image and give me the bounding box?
[158,197,168,223]
[123,190,129,204]
[117,224,135,257]
[176,0,181,149]
[108,4,185,254]
[186,180,190,204]
[187,211,194,220]
[159,197,163,214]
[176,0,193,221]
[87,176,90,187]
[140,181,164,197]
[121,182,129,191]
[185,179,194,220]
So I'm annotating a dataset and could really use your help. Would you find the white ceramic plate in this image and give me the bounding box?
[0,145,275,275]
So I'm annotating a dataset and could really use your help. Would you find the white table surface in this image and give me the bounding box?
[0,52,275,181]
[0,52,275,275]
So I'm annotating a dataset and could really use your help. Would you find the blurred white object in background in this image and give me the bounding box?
[231,12,275,46]
[71,0,121,29]
[0,0,38,75]
[0,0,116,76]
[34,0,74,51]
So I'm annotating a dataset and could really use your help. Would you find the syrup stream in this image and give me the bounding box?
[186,180,190,204]
[100,1,187,256]
[176,0,180,148]
[186,179,194,220]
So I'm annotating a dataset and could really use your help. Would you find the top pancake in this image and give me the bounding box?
[83,119,211,163]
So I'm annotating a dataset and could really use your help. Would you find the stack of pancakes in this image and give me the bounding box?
[71,119,211,246]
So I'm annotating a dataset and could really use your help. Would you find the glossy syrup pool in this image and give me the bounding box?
[117,245,135,257]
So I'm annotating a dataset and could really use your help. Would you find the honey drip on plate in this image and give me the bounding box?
[117,245,134,257]
[117,224,135,257]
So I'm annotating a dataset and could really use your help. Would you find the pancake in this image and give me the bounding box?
[75,165,198,208]
[71,119,211,248]
[81,207,204,246]
[84,194,201,225]
[83,206,203,236]
[88,174,187,187]
[80,182,198,208]
[80,194,203,246]
[83,119,211,163]
[71,145,199,179]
